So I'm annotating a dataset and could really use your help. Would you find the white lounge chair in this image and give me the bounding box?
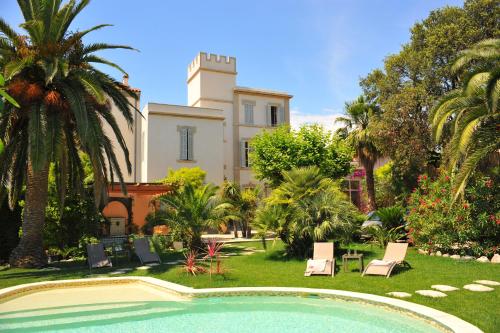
[304,242,335,277]
[362,242,409,278]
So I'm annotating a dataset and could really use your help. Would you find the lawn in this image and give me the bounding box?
[0,241,499,333]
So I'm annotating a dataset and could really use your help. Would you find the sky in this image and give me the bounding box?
[2,0,464,131]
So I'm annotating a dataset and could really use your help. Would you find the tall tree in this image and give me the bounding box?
[250,125,353,187]
[337,95,380,211]
[0,0,137,267]
[430,39,500,198]
[359,0,499,195]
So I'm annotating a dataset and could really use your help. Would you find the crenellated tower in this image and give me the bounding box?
[187,52,236,107]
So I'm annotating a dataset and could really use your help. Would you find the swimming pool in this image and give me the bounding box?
[1,295,446,333]
[0,277,481,333]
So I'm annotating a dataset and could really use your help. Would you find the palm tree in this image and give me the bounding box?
[156,183,234,249]
[0,1,138,267]
[256,166,359,257]
[220,181,260,238]
[336,95,381,211]
[430,39,499,198]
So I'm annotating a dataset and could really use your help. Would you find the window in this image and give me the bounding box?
[244,103,254,125]
[178,126,195,161]
[267,104,284,127]
[240,140,251,168]
[270,106,278,127]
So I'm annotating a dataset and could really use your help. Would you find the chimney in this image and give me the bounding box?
[122,74,129,86]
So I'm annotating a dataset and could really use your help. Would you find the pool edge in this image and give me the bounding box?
[0,276,483,333]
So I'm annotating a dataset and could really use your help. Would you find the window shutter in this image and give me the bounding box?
[278,106,285,124]
[187,128,194,160]
[244,104,254,125]
[266,104,271,127]
[180,127,187,160]
[244,105,250,124]
[240,140,246,167]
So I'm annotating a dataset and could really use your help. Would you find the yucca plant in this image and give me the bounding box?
[430,39,500,199]
[0,0,138,267]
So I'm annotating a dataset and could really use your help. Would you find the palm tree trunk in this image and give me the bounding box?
[364,164,377,212]
[9,161,49,268]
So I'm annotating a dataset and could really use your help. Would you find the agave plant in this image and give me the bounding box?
[430,39,500,199]
[0,0,138,267]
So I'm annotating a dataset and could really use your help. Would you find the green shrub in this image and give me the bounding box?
[405,172,499,256]
[374,162,399,207]
[76,235,99,257]
[158,167,206,191]
[150,235,172,254]
[44,190,102,249]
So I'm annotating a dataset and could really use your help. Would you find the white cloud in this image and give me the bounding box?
[290,107,344,132]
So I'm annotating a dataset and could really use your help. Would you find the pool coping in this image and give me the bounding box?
[0,276,482,333]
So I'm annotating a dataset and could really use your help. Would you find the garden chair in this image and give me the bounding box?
[304,242,335,277]
[362,242,409,278]
[134,238,161,265]
[86,243,112,272]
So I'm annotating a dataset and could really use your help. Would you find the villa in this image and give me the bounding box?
[108,52,292,186]
[101,52,292,233]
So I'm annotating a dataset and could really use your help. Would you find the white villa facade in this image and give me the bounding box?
[109,52,292,187]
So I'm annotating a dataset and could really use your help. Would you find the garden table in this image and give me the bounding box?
[342,253,364,273]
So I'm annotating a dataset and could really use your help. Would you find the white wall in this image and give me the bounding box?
[235,92,290,187]
[142,103,225,185]
[104,92,141,183]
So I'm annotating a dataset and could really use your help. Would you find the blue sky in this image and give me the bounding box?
[2,0,463,129]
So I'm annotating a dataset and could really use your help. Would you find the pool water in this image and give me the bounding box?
[0,296,445,333]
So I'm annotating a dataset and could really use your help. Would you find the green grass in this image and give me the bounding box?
[1,241,499,333]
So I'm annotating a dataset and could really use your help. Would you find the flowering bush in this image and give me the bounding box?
[406,172,499,256]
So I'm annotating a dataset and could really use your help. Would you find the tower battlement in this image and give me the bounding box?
[187,52,236,81]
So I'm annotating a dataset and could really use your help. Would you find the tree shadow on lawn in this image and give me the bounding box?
[265,247,377,263]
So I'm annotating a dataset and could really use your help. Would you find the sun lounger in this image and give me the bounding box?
[86,243,112,272]
[304,242,335,277]
[362,242,409,278]
[134,238,161,265]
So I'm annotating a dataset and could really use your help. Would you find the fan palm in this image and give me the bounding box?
[0,0,138,267]
[430,39,500,199]
[336,95,381,211]
[156,183,234,249]
[257,166,359,257]
[220,181,260,238]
